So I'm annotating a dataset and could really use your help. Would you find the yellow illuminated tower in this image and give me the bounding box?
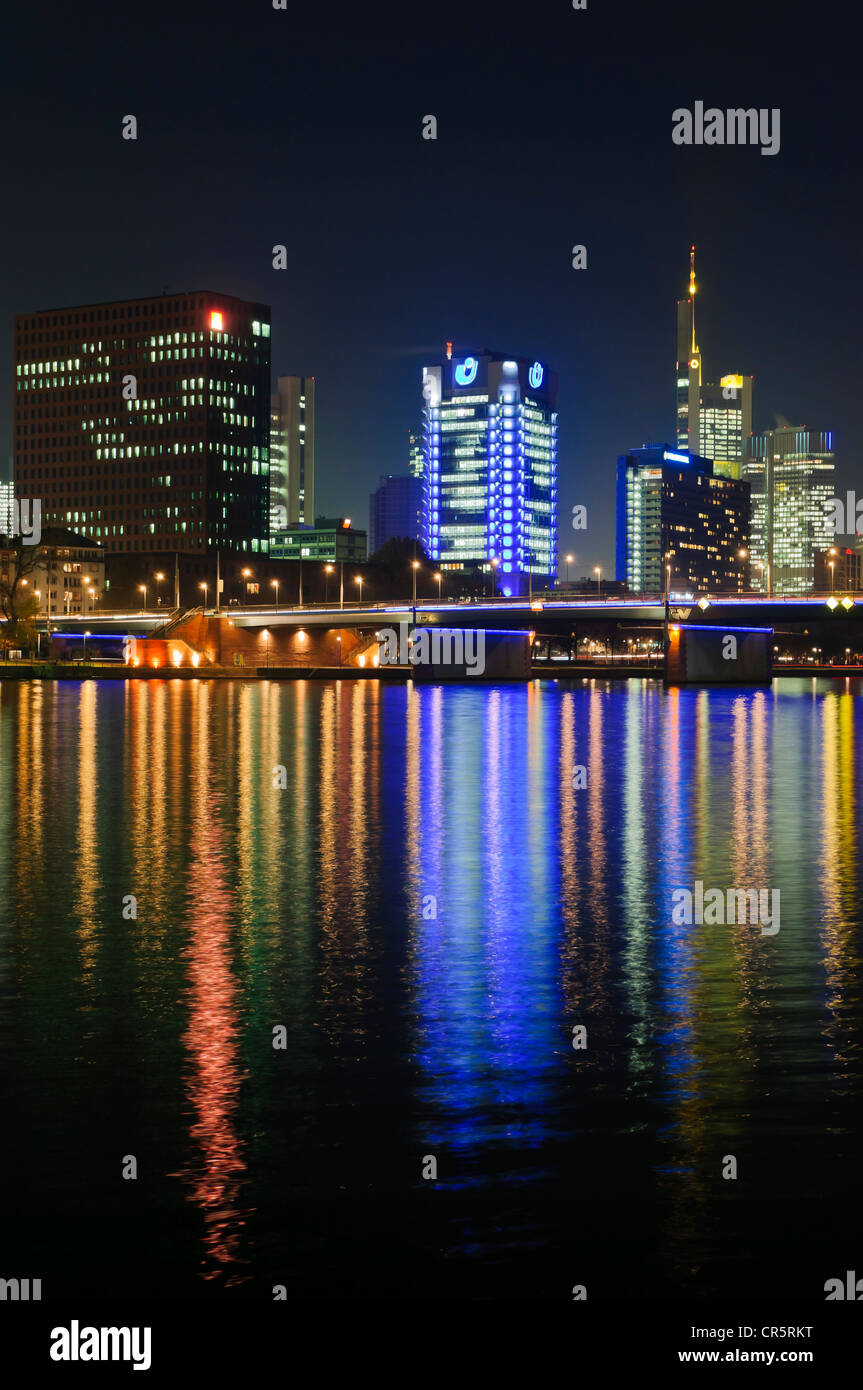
[675,245,702,452]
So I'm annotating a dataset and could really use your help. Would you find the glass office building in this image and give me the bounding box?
[700,375,753,481]
[421,348,558,596]
[745,427,835,594]
[270,375,315,534]
[616,444,750,595]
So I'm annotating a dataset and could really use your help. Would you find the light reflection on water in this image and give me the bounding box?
[1,676,862,1299]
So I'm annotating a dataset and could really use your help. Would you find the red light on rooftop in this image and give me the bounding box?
[210,311,224,331]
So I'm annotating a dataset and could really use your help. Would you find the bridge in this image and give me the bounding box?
[38,592,863,641]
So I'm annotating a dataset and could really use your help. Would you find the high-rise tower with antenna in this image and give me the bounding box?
[675,245,702,452]
[674,246,754,476]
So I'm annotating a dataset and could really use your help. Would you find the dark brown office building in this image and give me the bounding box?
[14,290,272,556]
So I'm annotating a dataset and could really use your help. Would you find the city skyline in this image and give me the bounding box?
[4,243,845,586]
[4,0,863,1345]
[1,0,858,577]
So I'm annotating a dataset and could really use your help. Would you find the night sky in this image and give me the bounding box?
[2,0,859,572]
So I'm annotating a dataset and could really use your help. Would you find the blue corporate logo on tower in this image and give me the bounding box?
[421,345,559,598]
[454,356,479,387]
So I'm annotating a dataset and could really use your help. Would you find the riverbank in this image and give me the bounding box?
[3,660,863,681]
[0,661,411,680]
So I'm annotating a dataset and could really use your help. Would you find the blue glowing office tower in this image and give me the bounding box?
[421,347,558,596]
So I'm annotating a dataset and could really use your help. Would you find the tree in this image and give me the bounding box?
[368,536,431,567]
[0,535,43,653]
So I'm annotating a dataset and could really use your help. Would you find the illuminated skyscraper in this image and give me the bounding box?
[408,430,423,480]
[421,346,558,596]
[13,290,272,555]
[700,376,753,480]
[675,247,702,453]
[675,248,753,473]
[616,444,750,595]
[745,427,835,594]
[270,375,315,533]
[0,479,15,534]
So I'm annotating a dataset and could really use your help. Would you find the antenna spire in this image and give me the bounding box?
[689,244,697,354]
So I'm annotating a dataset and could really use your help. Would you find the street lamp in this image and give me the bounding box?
[594,565,602,599]
[565,553,573,586]
[199,581,208,608]
[412,559,420,605]
[241,567,252,605]
[271,577,280,611]
[339,559,345,611]
[434,571,442,602]
[261,628,270,669]
[155,571,165,606]
[83,629,90,663]
[355,574,364,603]
[829,546,838,592]
[33,589,41,655]
[324,563,334,604]
[664,550,674,600]
[488,556,499,599]
[138,583,147,611]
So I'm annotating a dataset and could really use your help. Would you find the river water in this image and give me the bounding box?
[1,676,861,1300]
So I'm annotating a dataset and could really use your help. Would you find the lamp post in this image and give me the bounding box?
[488,556,498,599]
[829,546,838,593]
[271,578,280,612]
[241,567,252,605]
[83,629,90,664]
[82,576,92,616]
[412,559,420,605]
[339,560,345,611]
[155,570,165,606]
[199,581,208,609]
[434,571,442,602]
[138,583,147,612]
[594,565,601,599]
[324,563,334,604]
[664,550,674,601]
[565,553,573,587]
[263,629,270,668]
[355,575,364,604]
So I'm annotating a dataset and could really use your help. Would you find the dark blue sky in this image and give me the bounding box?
[2,0,859,573]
